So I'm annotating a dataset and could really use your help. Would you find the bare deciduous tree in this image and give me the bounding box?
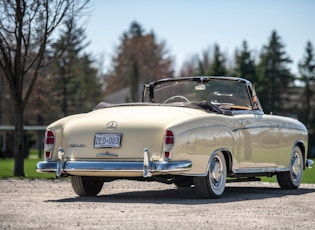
[0,0,89,176]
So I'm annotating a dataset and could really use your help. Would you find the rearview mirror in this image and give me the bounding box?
[195,84,206,91]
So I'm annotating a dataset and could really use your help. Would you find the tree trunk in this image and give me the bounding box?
[13,103,25,177]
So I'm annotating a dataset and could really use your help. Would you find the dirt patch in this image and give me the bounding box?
[1,179,315,229]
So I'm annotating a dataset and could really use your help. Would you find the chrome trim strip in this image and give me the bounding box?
[187,167,290,177]
[232,167,290,174]
[96,152,119,158]
[232,125,279,132]
[36,160,192,175]
[233,125,307,133]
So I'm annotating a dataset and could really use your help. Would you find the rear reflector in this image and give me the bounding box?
[45,151,51,159]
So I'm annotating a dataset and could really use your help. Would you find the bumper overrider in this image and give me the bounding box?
[36,148,192,178]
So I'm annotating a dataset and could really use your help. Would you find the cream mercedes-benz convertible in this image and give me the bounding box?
[37,76,310,198]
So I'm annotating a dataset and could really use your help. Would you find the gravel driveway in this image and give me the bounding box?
[1,179,315,229]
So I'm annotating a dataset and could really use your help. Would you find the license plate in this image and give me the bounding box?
[94,133,122,148]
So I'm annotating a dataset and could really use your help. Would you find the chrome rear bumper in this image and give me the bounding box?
[36,160,192,177]
[37,148,191,177]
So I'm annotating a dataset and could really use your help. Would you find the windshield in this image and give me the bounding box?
[151,78,253,110]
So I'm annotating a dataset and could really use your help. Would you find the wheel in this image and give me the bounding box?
[277,146,303,189]
[194,151,227,198]
[71,176,104,196]
[164,95,190,103]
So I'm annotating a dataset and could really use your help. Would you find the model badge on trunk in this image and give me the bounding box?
[69,144,86,147]
[106,121,118,130]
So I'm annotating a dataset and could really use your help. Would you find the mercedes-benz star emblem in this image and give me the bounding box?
[106,121,118,130]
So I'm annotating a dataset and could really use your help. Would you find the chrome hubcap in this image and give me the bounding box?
[291,152,301,181]
[211,157,223,188]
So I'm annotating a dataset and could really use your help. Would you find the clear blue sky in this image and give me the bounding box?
[86,0,315,75]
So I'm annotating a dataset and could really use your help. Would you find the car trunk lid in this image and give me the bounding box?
[60,105,205,160]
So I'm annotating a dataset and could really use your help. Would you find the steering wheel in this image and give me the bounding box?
[163,95,190,104]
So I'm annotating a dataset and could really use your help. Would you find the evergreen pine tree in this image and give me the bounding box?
[50,22,102,116]
[298,41,315,128]
[256,31,293,113]
[234,41,257,83]
[106,21,174,101]
[206,44,227,76]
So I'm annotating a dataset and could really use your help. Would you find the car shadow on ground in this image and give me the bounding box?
[46,185,315,205]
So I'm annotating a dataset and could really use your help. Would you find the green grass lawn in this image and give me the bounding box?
[1,150,314,182]
[0,157,57,179]
[0,149,56,179]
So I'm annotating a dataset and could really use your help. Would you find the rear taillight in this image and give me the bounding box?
[45,130,55,144]
[44,130,55,160]
[163,129,174,160]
